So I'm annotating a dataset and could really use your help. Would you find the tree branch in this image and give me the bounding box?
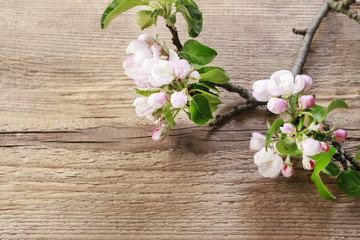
[328,0,360,24]
[166,25,183,51]
[215,83,252,100]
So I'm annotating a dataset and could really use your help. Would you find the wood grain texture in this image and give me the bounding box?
[1,0,360,239]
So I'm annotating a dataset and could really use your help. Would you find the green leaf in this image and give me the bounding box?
[275,138,298,155]
[165,14,176,26]
[312,146,337,174]
[198,67,230,84]
[265,119,284,150]
[306,104,326,124]
[322,162,341,177]
[326,99,348,115]
[179,40,217,66]
[163,102,176,127]
[134,88,160,97]
[190,94,213,125]
[297,115,305,131]
[196,81,219,93]
[175,0,202,38]
[354,148,360,161]
[337,170,360,197]
[135,10,157,30]
[311,172,336,200]
[101,0,151,29]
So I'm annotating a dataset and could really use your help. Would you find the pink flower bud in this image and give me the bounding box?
[267,98,288,114]
[302,155,315,170]
[147,93,167,108]
[173,59,191,79]
[250,132,266,151]
[302,75,313,92]
[281,164,294,177]
[300,95,315,109]
[334,129,347,142]
[321,142,329,152]
[152,128,166,142]
[302,139,322,156]
[171,91,188,108]
[280,122,296,135]
[308,122,325,132]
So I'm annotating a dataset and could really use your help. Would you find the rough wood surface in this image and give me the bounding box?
[1,0,360,239]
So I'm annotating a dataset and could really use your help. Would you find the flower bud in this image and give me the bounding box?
[190,71,201,80]
[152,128,166,142]
[302,155,315,170]
[147,93,167,108]
[252,80,271,102]
[308,122,325,132]
[280,122,296,135]
[281,164,294,177]
[171,91,188,108]
[302,139,322,156]
[334,129,347,142]
[267,98,288,114]
[133,97,155,117]
[250,132,266,151]
[302,75,313,92]
[321,142,329,152]
[294,75,306,93]
[300,95,315,109]
[173,59,191,79]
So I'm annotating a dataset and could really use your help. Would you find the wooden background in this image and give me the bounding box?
[1,0,360,239]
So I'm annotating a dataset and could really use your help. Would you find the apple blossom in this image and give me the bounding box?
[250,132,266,151]
[281,164,294,177]
[302,139,322,156]
[302,75,313,92]
[300,95,315,109]
[334,129,347,142]
[133,97,155,117]
[150,60,175,87]
[137,34,155,44]
[171,91,188,108]
[302,155,315,170]
[254,148,284,178]
[190,71,201,81]
[294,74,306,93]
[152,128,167,142]
[308,122,325,132]
[151,43,163,58]
[267,70,295,96]
[252,79,271,102]
[173,59,191,79]
[280,122,296,135]
[147,93,167,108]
[267,98,288,114]
[321,142,329,152]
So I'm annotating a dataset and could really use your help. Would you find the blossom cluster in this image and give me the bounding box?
[250,70,348,179]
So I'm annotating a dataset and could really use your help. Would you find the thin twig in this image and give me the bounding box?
[292,28,308,35]
[292,0,331,76]
[215,83,252,100]
[166,25,183,51]
[332,142,349,170]
[328,0,360,24]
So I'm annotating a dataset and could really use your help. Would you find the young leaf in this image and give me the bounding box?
[305,104,326,124]
[326,99,348,115]
[337,170,360,197]
[135,88,160,97]
[354,147,360,161]
[322,162,340,177]
[311,172,336,200]
[265,119,284,150]
[196,81,219,93]
[198,67,230,84]
[275,139,298,155]
[189,84,219,98]
[136,10,157,30]
[190,94,213,125]
[179,40,217,66]
[312,146,337,174]
[163,102,176,127]
[175,0,203,38]
[101,0,151,29]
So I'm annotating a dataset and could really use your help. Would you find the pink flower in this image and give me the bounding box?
[138,34,155,45]
[250,132,266,151]
[147,93,167,108]
[302,139,322,156]
[252,80,271,102]
[152,128,166,142]
[301,75,313,92]
[267,70,295,96]
[280,123,296,135]
[171,91,188,108]
[300,95,315,109]
[173,59,191,79]
[302,155,315,170]
[267,98,288,114]
[254,148,284,178]
[334,129,347,142]
[294,74,313,93]
[321,142,329,152]
[133,97,155,117]
[281,164,294,177]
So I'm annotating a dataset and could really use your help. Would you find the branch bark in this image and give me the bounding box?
[166,25,183,52]
[328,0,360,24]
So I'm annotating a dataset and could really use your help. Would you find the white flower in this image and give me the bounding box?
[302,154,315,170]
[147,92,167,108]
[150,60,175,87]
[133,97,155,117]
[250,132,266,151]
[126,40,153,65]
[171,91,188,108]
[302,139,322,156]
[254,148,284,178]
[252,79,271,102]
[267,70,295,96]
[174,59,191,79]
